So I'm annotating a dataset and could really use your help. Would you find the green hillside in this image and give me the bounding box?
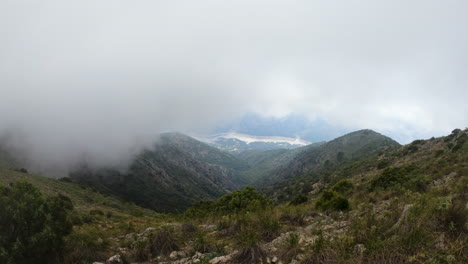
[0,128,466,264]
[261,129,400,200]
[70,133,249,213]
[0,168,155,217]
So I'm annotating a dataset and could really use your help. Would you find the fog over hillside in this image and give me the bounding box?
[1,0,467,175]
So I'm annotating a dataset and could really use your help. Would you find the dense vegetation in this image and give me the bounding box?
[0,181,74,264]
[186,186,272,217]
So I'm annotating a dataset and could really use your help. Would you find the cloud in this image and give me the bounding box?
[0,0,467,174]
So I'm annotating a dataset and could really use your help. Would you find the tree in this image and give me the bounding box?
[0,181,74,264]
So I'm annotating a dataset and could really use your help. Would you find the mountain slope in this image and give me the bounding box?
[0,168,154,217]
[234,142,324,186]
[261,129,400,189]
[70,133,249,213]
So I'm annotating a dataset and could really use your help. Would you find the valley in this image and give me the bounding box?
[0,128,466,263]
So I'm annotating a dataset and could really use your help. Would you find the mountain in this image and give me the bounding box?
[260,129,400,192]
[203,132,311,152]
[1,128,466,264]
[1,129,401,213]
[70,133,249,213]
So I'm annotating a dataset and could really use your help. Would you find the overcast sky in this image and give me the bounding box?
[1,0,467,173]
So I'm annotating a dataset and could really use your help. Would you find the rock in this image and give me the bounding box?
[209,255,231,264]
[435,233,448,251]
[142,227,156,235]
[354,244,366,256]
[106,255,123,264]
[199,224,217,232]
[192,252,204,259]
[388,204,413,232]
[272,256,278,263]
[309,182,325,195]
[125,232,136,240]
[296,253,305,261]
[170,251,179,260]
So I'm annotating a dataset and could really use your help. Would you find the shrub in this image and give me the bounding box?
[435,149,444,157]
[289,194,308,206]
[186,187,272,217]
[279,212,306,226]
[331,179,354,195]
[407,145,419,154]
[193,232,216,253]
[215,187,272,214]
[452,133,467,152]
[436,198,468,236]
[185,200,215,217]
[0,181,74,264]
[233,230,267,264]
[377,160,390,169]
[369,165,421,191]
[149,230,179,256]
[258,213,281,241]
[315,190,349,211]
[280,233,301,262]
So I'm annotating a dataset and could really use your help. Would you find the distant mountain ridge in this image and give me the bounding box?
[203,132,311,152]
[259,129,400,187]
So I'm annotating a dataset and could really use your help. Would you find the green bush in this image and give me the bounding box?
[232,229,267,264]
[0,181,74,264]
[435,149,444,157]
[452,133,467,152]
[331,179,354,195]
[369,165,423,191]
[186,187,272,217]
[315,190,349,211]
[215,187,272,214]
[193,232,216,253]
[289,194,308,206]
[185,200,215,217]
[377,160,390,169]
[257,213,281,241]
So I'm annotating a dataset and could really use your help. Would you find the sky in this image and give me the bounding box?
[0,0,467,174]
